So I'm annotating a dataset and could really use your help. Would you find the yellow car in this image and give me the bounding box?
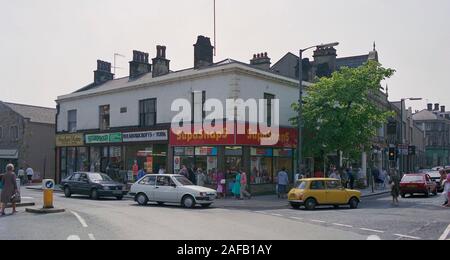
[288,178,361,210]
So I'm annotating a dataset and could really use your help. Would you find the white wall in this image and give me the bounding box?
[57,70,297,132]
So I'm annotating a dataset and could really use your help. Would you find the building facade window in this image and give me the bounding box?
[139,99,157,127]
[10,126,18,140]
[68,110,77,133]
[264,93,275,127]
[99,105,110,131]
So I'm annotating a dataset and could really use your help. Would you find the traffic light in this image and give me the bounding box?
[389,147,396,161]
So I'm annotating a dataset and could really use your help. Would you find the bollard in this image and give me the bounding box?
[42,179,55,209]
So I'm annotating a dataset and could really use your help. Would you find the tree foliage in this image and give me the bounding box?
[291,61,395,160]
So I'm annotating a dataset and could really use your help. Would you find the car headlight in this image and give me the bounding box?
[199,192,207,197]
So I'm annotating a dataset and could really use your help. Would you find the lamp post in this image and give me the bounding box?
[399,97,422,175]
[297,42,339,177]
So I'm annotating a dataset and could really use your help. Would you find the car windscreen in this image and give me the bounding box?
[427,171,441,179]
[174,176,194,186]
[295,181,307,189]
[401,175,424,183]
[88,173,113,182]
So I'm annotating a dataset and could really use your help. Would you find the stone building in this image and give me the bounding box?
[0,101,56,180]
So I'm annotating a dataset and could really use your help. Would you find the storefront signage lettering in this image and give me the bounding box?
[86,133,122,144]
[123,130,168,143]
[56,133,84,147]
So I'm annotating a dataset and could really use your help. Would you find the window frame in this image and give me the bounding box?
[139,98,157,127]
[68,110,77,133]
[99,104,111,131]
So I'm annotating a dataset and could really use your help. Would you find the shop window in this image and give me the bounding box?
[60,148,67,179]
[77,147,89,172]
[99,105,110,131]
[90,147,101,173]
[139,99,157,127]
[68,110,77,133]
[67,147,76,176]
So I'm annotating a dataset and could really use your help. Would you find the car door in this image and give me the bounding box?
[325,180,347,204]
[137,176,157,201]
[308,181,327,204]
[154,176,178,203]
[425,174,435,191]
[69,173,82,194]
[78,173,92,195]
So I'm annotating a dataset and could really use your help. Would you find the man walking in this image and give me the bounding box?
[277,168,289,199]
[26,166,34,185]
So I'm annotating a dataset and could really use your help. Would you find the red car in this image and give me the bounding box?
[400,174,438,198]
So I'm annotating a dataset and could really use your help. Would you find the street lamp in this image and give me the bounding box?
[297,42,339,177]
[399,97,422,174]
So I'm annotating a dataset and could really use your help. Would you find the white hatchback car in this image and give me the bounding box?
[129,174,217,208]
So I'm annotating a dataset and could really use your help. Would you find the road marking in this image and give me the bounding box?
[394,234,421,240]
[88,234,96,240]
[271,213,283,217]
[70,211,88,228]
[333,223,353,228]
[360,228,385,233]
[67,235,81,240]
[289,217,303,221]
[253,211,267,214]
[311,220,326,223]
[367,235,381,240]
[21,197,34,200]
[439,224,450,240]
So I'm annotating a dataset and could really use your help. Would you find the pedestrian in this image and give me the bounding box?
[17,167,25,186]
[347,167,355,189]
[277,168,289,199]
[380,168,387,189]
[26,166,34,185]
[240,169,251,199]
[158,165,166,175]
[180,165,189,179]
[196,168,206,187]
[232,172,241,199]
[329,167,341,181]
[132,161,139,181]
[216,170,225,199]
[1,164,19,216]
[188,166,196,184]
[443,175,450,207]
[137,168,146,181]
[389,170,400,206]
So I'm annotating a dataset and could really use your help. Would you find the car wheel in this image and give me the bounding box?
[201,203,212,208]
[64,186,72,198]
[157,202,165,206]
[349,197,359,209]
[290,203,301,209]
[182,195,196,208]
[136,193,148,206]
[334,205,339,209]
[304,198,317,210]
[116,196,123,200]
[91,189,99,200]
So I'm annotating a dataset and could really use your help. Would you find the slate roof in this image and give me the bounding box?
[336,55,370,69]
[3,102,56,125]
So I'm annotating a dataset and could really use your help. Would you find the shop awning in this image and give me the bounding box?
[0,149,19,159]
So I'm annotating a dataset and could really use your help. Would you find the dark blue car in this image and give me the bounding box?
[61,172,127,200]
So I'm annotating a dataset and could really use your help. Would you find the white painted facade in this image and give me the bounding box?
[56,62,305,132]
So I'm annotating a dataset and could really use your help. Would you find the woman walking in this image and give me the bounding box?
[389,170,400,206]
[232,171,241,199]
[216,170,225,199]
[1,164,19,216]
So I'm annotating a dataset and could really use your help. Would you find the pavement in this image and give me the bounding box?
[3,188,449,240]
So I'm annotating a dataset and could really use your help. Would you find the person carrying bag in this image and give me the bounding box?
[1,164,19,216]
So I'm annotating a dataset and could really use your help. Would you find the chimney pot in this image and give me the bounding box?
[129,50,151,79]
[435,103,440,111]
[427,103,433,111]
[152,45,170,77]
[194,35,214,69]
[94,60,114,85]
[441,106,446,113]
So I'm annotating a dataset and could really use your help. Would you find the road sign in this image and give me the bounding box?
[42,179,55,190]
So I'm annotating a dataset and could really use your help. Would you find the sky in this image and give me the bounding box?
[1,0,449,111]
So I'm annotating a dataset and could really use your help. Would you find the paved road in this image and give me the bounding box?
[1,189,449,240]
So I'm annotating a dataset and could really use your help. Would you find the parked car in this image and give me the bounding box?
[129,174,217,208]
[288,178,361,210]
[61,172,127,200]
[426,170,444,192]
[400,174,437,198]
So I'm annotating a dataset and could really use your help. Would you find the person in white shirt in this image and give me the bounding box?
[17,167,25,185]
[329,168,341,181]
[26,167,34,184]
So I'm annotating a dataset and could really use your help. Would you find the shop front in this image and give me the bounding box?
[56,129,169,183]
[169,123,297,195]
[0,149,19,173]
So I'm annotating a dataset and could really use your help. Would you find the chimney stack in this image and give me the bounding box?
[250,52,271,71]
[129,50,151,79]
[441,106,446,113]
[152,45,170,77]
[427,103,433,111]
[94,60,114,85]
[434,103,440,111]
[313,46,337,78]
[194,36,214,69]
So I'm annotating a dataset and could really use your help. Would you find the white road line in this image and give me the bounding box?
[311,220,326,223]
[439,224,450,241]
[67,235,81,240]
[289,217,303,221]
[253,211,267,214]
[394,234,421,240]
[21,197,34,200]
[367,235,382,240]
[271,213,283,217]
[333,223,353,228]
[70,211,88,228]
[88,234,96,240]
[360,228,385,233]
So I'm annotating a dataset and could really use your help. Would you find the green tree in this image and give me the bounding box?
[291,61,395,161]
